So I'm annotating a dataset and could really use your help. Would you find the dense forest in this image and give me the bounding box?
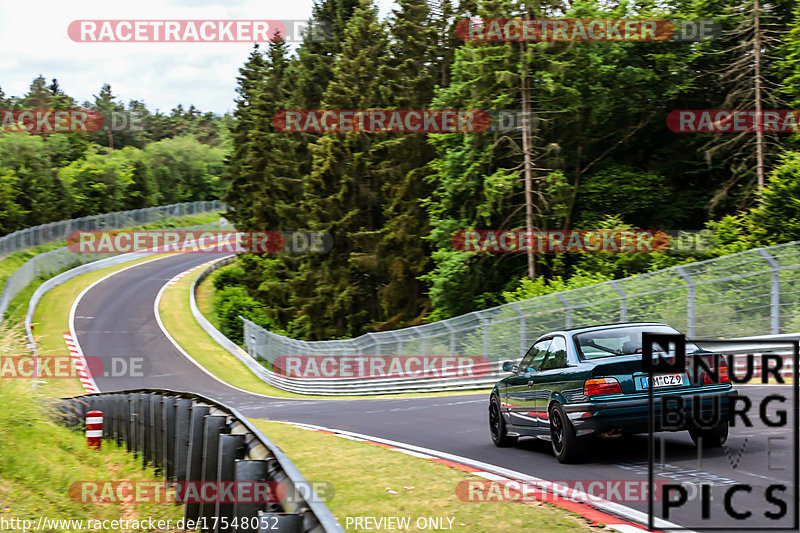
[219,0,800,341]
[5,0,800,343]
[0,77,231,233]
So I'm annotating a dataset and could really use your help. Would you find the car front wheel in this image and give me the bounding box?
[549,403,587,463]
[489,396,518,447]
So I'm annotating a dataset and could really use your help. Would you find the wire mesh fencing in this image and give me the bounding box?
[0,201,226,322]
[242,241,800,369]
[0,200,224,257]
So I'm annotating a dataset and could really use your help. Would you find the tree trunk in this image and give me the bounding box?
[521,57,536,279]
[754,0,764,189]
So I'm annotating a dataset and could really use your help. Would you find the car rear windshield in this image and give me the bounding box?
[573,325,700,360]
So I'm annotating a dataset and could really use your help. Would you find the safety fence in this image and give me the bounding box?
[56,390,343,533]
[1,202,227,322]
[0,200,224,256]
[203,242,800,394]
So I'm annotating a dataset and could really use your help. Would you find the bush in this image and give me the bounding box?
[214,285,275,344]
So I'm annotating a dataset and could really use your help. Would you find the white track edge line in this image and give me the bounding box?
[276,420,690,532]
[67,254,176,394]
[152,265,306,399]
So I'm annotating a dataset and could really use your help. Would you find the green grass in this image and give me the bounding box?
[250,419,593,533]
[159,265,493,399]
[0,329,183,531]
[195,268,220,331]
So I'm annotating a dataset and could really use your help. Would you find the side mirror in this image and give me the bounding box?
[502,361,518,373]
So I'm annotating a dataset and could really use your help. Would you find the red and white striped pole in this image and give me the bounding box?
[86,410,103,450]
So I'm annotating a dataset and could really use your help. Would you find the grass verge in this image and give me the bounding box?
[250,419,593,533]
[194,268,220,331]
[0,329,183,531]
[159,264,493,400]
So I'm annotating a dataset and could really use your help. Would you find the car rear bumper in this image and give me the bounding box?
[562,388,737,436]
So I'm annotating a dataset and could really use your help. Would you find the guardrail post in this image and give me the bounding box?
[101,395,114,442]
[115,395,126,446]
[184,405,211,521]
[163,397,177,479]
[127,393,138,456]
[200,416,229,525]
[675,266,696,337]
[757,248,781,334]
[233,460,271,533]
[215,434,247,533]
[609,280,627,322]
[475,312,489,359]
[509,302,526,356]
[557,294,571,329]
[152,394,164,474]
[174,399,194,481]
[141,394,152,466]
[442,322,456,357]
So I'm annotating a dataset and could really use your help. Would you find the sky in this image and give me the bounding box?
[0,0,396,115]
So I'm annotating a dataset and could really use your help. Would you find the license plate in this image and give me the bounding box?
[639,374,685,389]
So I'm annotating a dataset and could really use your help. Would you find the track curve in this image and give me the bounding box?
[72,252,797,531]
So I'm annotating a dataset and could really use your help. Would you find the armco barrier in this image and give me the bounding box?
[56,389,343,533]
[190,256,500,394]
[191,258,798,395]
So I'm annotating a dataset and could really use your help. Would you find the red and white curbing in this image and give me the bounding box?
[276,421,656,533]
[168,259,218,285]
[62,332,100,394]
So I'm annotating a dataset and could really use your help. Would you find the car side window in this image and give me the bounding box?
[519,340,551,374]
[540,336,568,370]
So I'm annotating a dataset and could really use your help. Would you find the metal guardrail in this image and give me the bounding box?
[190,257,497,395]
[239,240,800,371]
[0,200,224,256]
[190,251,800,395]
[56,389,343,533]
[0,200,225,321]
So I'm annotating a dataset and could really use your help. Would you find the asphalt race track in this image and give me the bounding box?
[72,252,798,532]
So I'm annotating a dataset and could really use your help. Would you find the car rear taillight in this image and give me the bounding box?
[584,377,623,396]
[702,356,730,384]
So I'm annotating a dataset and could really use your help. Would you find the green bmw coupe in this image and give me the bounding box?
[489,322,737,463]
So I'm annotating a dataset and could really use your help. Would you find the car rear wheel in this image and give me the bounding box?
[549,403,587,463]
[689,420,729,448]
[489,396,518,447]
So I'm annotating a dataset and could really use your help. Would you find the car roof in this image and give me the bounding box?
[539,322,672,339]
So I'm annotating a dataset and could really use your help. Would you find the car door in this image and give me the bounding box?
[531,336,568,427]
[505,339,551,428]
